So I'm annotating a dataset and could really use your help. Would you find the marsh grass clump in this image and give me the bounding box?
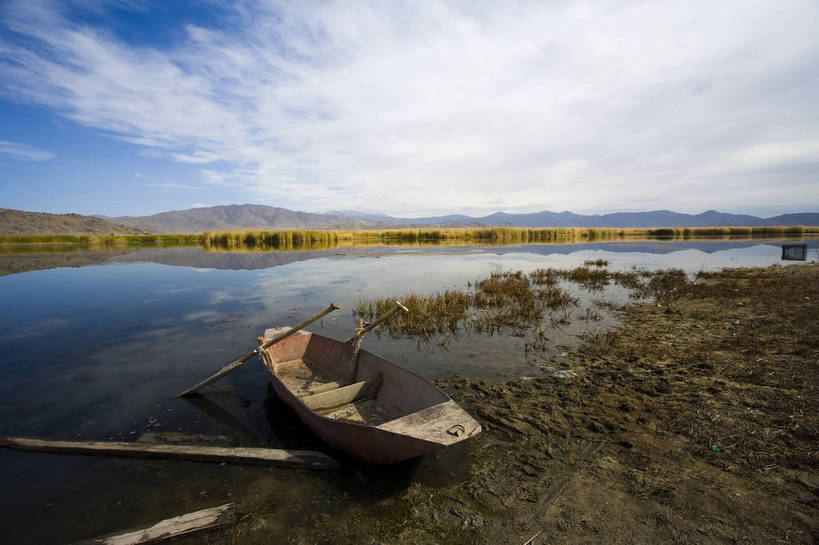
[557,266,612,291]
[474,271,532,306]
[630,268,691,300]
[472,271,545,330]
[529,267,560,286]
[584,259,610,267]
[355,266,587,339]
[536,285,579,310]
[355,290,470,339]
[610,269,645,290]
[606,267,693,300]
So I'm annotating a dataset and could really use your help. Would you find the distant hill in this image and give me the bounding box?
[6,205,817,236]
[766,213,819,226]
[110,204,384,233]
[341,209,819,228]
[330,210,481,225]
[0,208,149,236]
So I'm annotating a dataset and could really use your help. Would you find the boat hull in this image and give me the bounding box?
[261,330,481,463]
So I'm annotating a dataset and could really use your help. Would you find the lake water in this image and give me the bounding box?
[1,237,816,543]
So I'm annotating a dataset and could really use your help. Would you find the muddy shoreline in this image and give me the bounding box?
[122,264,819,543]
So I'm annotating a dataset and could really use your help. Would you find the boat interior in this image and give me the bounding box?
[262,329,450,427]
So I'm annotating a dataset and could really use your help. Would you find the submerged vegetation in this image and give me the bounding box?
[1,224,815,249]
[353,264,698,343]
[355,268,581,339]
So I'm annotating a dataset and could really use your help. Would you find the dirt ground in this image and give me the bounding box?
[212,264,817,544]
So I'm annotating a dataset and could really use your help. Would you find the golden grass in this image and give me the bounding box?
[201,225,817,247]
[1,225,815,248]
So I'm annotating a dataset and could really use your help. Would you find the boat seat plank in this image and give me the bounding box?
[321,398,404,426]
[300,375,383,411]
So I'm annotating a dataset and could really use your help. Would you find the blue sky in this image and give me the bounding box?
[1,0,818,218]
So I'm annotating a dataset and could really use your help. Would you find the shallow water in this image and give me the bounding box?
[0,237,816,543]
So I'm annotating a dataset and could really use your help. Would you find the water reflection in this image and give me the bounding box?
[2,236,817,277]
[0,236,817,544]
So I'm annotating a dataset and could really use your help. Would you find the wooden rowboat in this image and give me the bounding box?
[259,328,482,463]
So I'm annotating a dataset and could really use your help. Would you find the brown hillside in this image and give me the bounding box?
[0,208,151,235]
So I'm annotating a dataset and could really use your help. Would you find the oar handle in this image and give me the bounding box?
[179,303,340,396]
[344,300,408,344]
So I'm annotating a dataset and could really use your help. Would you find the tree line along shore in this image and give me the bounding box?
[0,225,815,249]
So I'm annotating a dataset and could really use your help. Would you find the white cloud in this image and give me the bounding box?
[146,182,195,191]
[0,139,54,161]
[1,0,818,215]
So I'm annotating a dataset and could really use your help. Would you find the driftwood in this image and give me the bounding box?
[179,303,340,396]
[72,502,235,545]
[0,436,339,470]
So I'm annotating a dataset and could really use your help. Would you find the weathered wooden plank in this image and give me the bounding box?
[300,375,383,411]
[72,503,235,545]
[0,436,338,470]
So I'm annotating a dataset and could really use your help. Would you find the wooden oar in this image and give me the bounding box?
[347,301,408,380]
[343,300,408,344]
[179,303,340,397]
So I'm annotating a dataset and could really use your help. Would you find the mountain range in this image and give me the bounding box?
[336,209,819,228]
[110,205,819,234]
[2,205,818,235]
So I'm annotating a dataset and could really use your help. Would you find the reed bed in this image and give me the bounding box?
[202,229,346,249]
[181,224,819,249]
[2,225,815,248]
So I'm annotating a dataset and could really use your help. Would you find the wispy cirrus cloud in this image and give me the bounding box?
[0,0,817,215]
[0,140,55,161]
